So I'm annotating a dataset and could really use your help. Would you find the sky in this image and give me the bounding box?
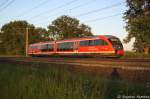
[0,0,133,51]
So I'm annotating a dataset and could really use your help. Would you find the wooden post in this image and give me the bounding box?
[26,27,29,57]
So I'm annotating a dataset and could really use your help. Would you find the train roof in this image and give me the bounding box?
[55,35,111,42]
[104,35,120,39]
[29,35,119,46]
[55,35,120,42]
[29,41,55,46]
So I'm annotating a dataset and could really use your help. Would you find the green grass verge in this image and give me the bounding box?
[0,63,149,99]
[122,51,150,58]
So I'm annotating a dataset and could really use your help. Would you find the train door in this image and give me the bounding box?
[54,42,57,54]
[74,41,78,53]
[79,39,100,53]
[99,39,111,53]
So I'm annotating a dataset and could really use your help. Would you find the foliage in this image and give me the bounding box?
[0,33,5,54]
[122,51,150,58]
[0,16,93,55]
[0,62,149,99]
[47,15,93,40]
[124,0,150,53]
[0,21,48,55]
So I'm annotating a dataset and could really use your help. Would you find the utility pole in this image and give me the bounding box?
[26,27,29,57]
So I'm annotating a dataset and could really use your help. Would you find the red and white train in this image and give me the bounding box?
[28,35,124,57]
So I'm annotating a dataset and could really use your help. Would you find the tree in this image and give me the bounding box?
[0,20,48,55]
[29,27,49,43]
[0,31,5,54]
[47,15,93,40]
[124,0,150,54]
[35,27,51,41]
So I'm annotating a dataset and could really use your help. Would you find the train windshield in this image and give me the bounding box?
[108,38,123,50]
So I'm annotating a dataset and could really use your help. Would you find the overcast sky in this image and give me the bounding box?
[0,0,133,51]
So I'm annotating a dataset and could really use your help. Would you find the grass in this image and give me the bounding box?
[0,62,150,99]
[122,51,150,58]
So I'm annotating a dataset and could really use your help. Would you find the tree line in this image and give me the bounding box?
[0,15,93,55]
[124,0,150,54]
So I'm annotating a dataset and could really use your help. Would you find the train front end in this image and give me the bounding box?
[107,36,124,57]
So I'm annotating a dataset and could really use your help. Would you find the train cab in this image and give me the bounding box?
[106,35,124,56]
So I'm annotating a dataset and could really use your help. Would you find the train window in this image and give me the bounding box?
[108,38,123,50]
[47,44,54,51]
[109,38,121,45]
[58,42,74,51]
[80,39,101,46]
[40,45,47,51]
[80,40,89,46]
[94,39,101,45]
[101,40,108,45]
[40,44,53,51]
[89,40,94,46]
[80,39,107,46]
[30,45,38,49]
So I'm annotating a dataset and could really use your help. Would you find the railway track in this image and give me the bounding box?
[1,57,150,71]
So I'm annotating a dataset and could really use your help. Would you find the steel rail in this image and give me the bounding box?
[1,57,150,71]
